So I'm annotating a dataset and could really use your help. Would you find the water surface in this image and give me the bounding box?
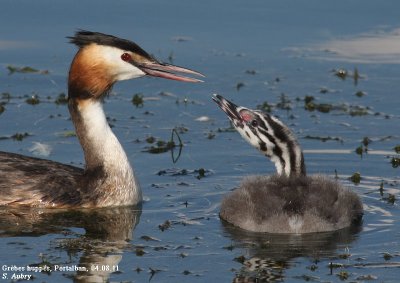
[1,1,399,282]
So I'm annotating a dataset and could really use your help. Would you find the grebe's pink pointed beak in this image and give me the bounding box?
[139,62,204,83]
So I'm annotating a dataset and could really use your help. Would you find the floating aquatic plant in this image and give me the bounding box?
[355,145,364,157]
[383,252,393,260]
[144,139,175,154]
[349,172,361,184]
[132,93,144,107]
[333,67,362,85]
[135,247,146,256]
[196,168,206,180]
[379,180,384,196]
[245,70,257,75]
[58,131,76,137]
[236,82,245,91]
[168,51,174,64]
[389,145,400,168]
[337,270,349,280]
[353,67,360,85]
[143,129,183,157]
[140,235,161,242]
[157,168,212,178]
[355,91,366,97]
[276,93,292,111]
[26,95,40,105]
[7,65,49,75]
[0,132,40,141]
[319,87,329,94]
[387,194,396,205]
[55,93,68,105]
[146,136,156,144]
[362,137,372,147]
[303,95,372,116]
[334,69,348,80]
[206,131,216,139]
[257,101,273,113]
[1,92,11,101]
[158,220,171,231]
[304,135,343,143]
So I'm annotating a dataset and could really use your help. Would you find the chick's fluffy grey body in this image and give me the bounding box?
[220,174,363,234]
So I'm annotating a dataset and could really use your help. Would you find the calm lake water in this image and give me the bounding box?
[1,0,400,282]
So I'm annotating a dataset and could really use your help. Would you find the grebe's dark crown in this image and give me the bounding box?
[68,30,152,59]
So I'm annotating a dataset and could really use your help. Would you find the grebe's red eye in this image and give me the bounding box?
[121,53,131,62]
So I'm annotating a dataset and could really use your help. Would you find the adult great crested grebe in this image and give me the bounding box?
[213,94,363,233]
[0,31,203,208]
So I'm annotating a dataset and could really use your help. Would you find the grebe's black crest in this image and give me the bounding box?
[68,30,152,59]
[213,94,363,233]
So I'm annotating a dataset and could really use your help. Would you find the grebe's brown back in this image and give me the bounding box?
[0,31,203,208]
[213,94,362,233]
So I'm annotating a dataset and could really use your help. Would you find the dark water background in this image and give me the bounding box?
[1,0,399,282]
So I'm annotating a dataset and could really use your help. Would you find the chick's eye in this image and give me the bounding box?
[121,53,131,62]
[251,119,258,127]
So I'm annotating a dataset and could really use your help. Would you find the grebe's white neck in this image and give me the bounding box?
[68,99,141,206]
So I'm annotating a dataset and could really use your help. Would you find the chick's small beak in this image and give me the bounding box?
[212,94,243,126]
[138,61,204,83]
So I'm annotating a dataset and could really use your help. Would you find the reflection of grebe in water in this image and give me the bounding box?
[0,31,203,208]
[213,94,363,233]
[0,206,141,283]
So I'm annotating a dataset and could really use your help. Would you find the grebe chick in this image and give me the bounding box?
[212,94,363,233]
[0,31,203,208]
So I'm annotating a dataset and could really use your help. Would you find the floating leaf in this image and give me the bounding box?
[132,93,144,108]
[245,70,257,75]
[355,91,366,97]
[12,132,30,141]
[236,82,245,91]
[135,247,146,256]
[158,220,171,232]
[196,168,206,180]
[257,101,272,113]
[140,235,161,242]
[387,194,396,205]
[146,136,156,144]
[362,137,371,147]
[337,270,349,280]
[55,93,68,105]
[334,69,348,80]
[304,135,343,143]
[355,145,364,157]
[26,95,40,105]
[391,157,400,168]
[7,65,48,75]
[349,172,361,184]
[383,252,393,260]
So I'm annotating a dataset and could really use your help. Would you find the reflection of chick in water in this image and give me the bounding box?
[222,221,361,282]
[0,206,141,283]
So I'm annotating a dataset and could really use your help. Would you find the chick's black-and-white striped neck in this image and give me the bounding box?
[213,94,306,177]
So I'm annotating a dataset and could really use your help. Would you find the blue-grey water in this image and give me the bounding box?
[1,0,399,282]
